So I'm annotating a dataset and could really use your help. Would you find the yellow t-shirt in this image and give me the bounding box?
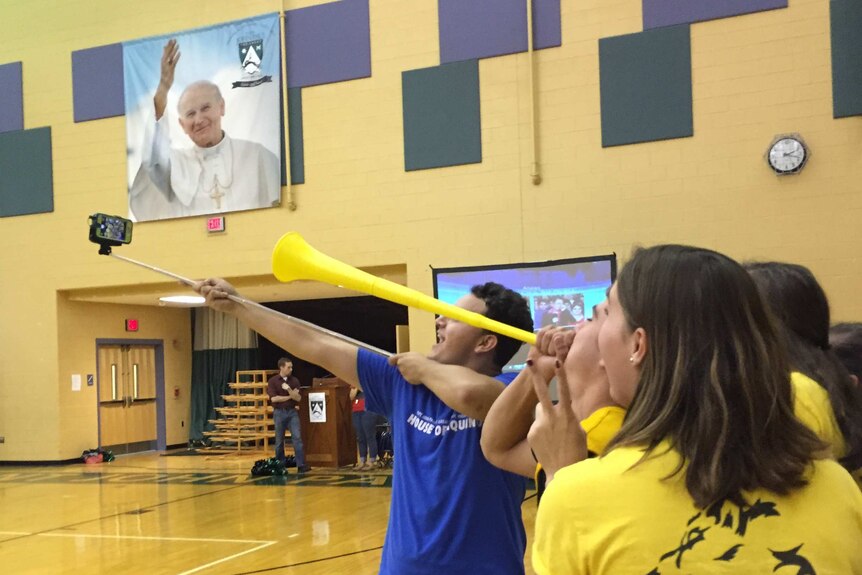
[790,371,847,460]
[550,374,844,459]
[534,406,627,503]
[533,444,862,574]
[581,405,626,456]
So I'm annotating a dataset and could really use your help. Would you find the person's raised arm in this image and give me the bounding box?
[481,368,545,478]
[387,352,503,420]
[142,40,181,196]
[481,328,565,478]
[528,357,588,483]
[154,39,180,121]
[196,278,360,387]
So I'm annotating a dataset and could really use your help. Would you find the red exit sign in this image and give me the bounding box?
[125,319,139,332]
[207,216,226,233]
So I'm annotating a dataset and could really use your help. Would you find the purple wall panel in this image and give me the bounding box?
[0,62,24,133]
[72,43,125,122]
[439,0,561,64]
[643,0,787,30]
[285,0,371,88]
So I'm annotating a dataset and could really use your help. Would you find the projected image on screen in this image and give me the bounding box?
[433,255,616,373]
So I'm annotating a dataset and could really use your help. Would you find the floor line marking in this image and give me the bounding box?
[1,530,273,544]
[36,532,275,544]
[177,541,277,575]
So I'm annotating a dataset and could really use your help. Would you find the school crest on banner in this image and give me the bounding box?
[309,392,326,423]
[234,38,272,88]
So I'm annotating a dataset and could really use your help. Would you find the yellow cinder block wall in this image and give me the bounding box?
[55,297,193,458]
[1,0,859,460]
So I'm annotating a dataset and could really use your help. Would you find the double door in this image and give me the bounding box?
[98,344,158,454]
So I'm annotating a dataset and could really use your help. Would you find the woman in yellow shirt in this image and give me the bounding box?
[482,300,624,499]
[746,262,862,474]
[530,245,862,574]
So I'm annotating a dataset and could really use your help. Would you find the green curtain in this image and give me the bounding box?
[190,308,260,441]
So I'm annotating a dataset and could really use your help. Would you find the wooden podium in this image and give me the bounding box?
[299,378,357,468]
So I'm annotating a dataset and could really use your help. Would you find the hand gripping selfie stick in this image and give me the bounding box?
[88,213,392,357]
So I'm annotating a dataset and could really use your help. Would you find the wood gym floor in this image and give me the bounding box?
[0,451,538,574]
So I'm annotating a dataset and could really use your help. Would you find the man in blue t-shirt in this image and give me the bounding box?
[195,278,534,574]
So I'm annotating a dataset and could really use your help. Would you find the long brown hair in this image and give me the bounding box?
[607,245,825,508]
[831,322,862,385]
[745,262,862,471]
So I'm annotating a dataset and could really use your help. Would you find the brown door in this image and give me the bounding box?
[98,344,158,454]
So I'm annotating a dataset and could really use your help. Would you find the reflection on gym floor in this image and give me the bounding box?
[0,451,537,575]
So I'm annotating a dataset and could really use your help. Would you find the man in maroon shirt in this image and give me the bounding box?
[267,358,310,473]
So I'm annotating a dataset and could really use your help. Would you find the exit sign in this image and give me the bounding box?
[125,319,139,332]
[207,216,225,233]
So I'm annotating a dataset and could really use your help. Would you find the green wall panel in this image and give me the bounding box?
[288,87,305,185]
[402,59,481,171]
[279,87,304,186]
[599,25,693,147]
[831,0,862,118]
[0,126,54,218]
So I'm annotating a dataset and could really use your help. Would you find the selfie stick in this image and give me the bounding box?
[102,251,392,357]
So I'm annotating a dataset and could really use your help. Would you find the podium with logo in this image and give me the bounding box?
[299,378,357,468]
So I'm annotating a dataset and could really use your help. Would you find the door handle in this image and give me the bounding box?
[132,363,139,399]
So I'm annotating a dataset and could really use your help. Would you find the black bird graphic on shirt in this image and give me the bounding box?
[714,543,743,562]
[660,526,711,568]
[737,499,780,536]
[770,544,816,575]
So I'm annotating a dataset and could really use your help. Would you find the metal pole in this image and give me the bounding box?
[107,253,392,357]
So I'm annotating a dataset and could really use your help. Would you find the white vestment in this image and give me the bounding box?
[130,114,280,221]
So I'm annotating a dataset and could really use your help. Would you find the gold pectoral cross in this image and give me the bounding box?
[210,176,226,209]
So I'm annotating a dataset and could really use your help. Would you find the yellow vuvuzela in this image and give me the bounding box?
[272,232,537,345]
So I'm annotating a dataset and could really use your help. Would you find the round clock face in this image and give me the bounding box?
[768,137,807,174]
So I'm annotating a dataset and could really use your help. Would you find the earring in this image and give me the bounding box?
[628,356,634,363]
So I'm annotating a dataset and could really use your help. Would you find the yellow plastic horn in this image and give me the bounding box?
[272,232,537,345]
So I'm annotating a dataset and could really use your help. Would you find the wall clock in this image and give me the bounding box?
[766,134,809,175]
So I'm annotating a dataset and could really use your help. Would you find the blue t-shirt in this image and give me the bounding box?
[357,349,527,575]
